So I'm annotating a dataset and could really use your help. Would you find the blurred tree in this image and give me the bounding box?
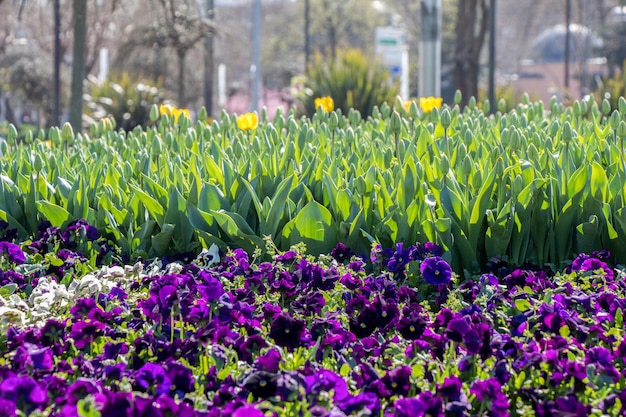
[115,0,210,108]
[453,0,489,107]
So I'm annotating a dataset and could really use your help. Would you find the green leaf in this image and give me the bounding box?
[151,223,175,256]
[36,200,72,228]
[164,187,194,248]
[0,283,17,297]
[282,200,337,255]
[210,209,265,253]
[263,175,295,238]
[129,184,165,226]
[515,298,532,312]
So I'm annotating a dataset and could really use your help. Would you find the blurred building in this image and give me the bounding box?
[506,23,608,102]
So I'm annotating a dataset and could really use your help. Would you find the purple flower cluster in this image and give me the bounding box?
[1,234,626,416]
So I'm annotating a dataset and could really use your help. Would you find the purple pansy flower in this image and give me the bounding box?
[134,363,172,396]
[0,241,25,264]
[420,256,453,285]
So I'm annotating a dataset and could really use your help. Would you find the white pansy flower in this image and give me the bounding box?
[73,274,102,297]
[166,262,183,274]
[207,244,221,266]
[0,306,25,328]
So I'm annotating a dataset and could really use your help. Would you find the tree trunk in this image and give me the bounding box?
[69,0,87,132]
[453,0,489,107]
[177,49,186,107]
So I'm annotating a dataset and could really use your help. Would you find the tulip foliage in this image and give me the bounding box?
[2,96,626,275]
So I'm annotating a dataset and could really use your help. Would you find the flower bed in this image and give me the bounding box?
[1,221,625,416]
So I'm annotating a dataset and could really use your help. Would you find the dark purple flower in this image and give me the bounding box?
[93,389,132,417]
[420,256,452,285]
[382,365,412,396]
[70,319,106,350]
[233,405,265,417]
[388,243,413,274]
[134,363,172,396]
[269,312,306,349]
[0,376,47,414]
[338,392,381,415]
[580,257,614,280]
[394,397,427,417]
[232,248,250,270]
[13,343,53,372]
[331,242,355,263]
[349,303,380,338]
[291,291,326,316]
[0,398,16,417]
[242,370,280,398]
[398,310,428,340]
[197,270,224,302]
[446,317,470,342]
[470,378,509,417]
[255,348,281,372]
[236,334,268,363]
[0,241,25,264]
[305,370,349,402]
[164,360,195,397]
[65,379,101,405]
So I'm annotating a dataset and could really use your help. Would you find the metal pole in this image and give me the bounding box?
[204,0,215,117]
[419,0,441,97]
[488,0,496,112]
[304,0,310,71]
[564,0,571,89]
[53,0,61,126]
[251,0,261,112]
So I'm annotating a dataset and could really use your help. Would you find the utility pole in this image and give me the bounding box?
[53,0,61,126]
[69,0,87,132]
[564,0,571,90]
[203,0,215,117]
[488,0,496,112]
[251,0,261,112]
[419,0,441,97]
[304,0,310,71]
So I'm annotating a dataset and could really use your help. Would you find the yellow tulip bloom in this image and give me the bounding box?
[314,96,334,113]
[160,104,190,123]
[402,100,414,114]
[419,97,443,113]
[237,112,259,131]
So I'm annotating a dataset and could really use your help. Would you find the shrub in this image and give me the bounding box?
[593,60,626,111]
[297,49,399,117]
[83,73,166,132]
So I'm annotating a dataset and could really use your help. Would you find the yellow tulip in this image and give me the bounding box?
[314,96,334,113]
[160,104,190,123]
[402,100,414,114]
[237,112,259,131]
[172,108,190,123]
[159,104,173,117]
[419,97,443,113]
